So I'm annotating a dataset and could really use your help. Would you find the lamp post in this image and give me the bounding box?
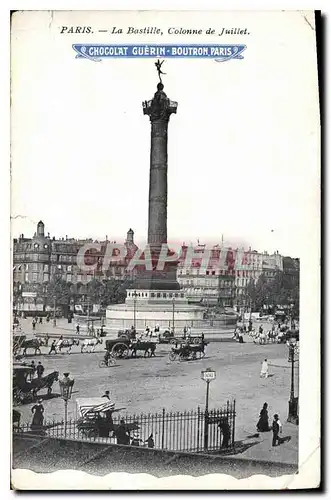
[132,291,138,330]
[201,367,216,450]
[59,372,75,437]
[172,296,175,334]
[287,338,298,424]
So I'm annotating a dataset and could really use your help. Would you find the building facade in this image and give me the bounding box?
[177,244,236,308]
[176,243,283,310]
[13,221,138,313]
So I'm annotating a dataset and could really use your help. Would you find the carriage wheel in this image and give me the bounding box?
[179,352,189,361]
[13,389,24,405]
[193,338,200,344]
[112,342,129,359]
[169,351,177,361]
[99,360,107,368]
[169,338,176,344]
[198,350,205,359]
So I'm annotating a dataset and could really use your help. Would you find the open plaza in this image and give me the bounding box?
[14,317,298,465]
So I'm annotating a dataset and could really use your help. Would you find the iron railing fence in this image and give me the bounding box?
[13,401,235,454]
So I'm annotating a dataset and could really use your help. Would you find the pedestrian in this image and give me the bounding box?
[115,419,130,445]
[218,417,230,448]
[256,402,269,432]
[29,361,36,380]
[272,414,282,446]
[76,323,80,334]
[102,390,110,400]
[145,433,155,449]
[46,314,50,323]
[39,316,43,324]
[44,334,49,347]
[259,325,263,334]
[260,359,269,378]
[36,361,45,379]
[31,399,45,431]
[48,339,57,355]
[131,430,142,447]
[32,319,36,331]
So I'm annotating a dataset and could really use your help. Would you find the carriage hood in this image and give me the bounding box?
[76,397,116,418]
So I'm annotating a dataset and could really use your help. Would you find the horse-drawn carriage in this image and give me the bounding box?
[104,338,157,361]
[158,330,204,345]
[168,340,207,361]
[13,364,59,405]
[76,398,139,439]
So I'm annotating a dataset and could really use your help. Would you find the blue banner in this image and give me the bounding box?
[72,44,246,62]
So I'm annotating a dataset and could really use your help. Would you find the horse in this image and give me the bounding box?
[81,337,103,353]
[30,371,59,397]
[21,338,45,356]
[130,341,156,358]
[58,338,80,354]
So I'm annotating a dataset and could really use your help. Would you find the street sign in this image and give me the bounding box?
[201,368,216,381]
[22,292,37,298]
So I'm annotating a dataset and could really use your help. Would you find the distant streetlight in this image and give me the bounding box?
[132,291,138,329]
[59,372,75,437]
[287,338,298,424]
[201,367,216,450]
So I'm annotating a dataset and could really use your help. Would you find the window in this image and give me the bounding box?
[32,273,38,282]
[32,263,38,272]
[25,273,29,282]
[43,273,49,282]
[181,293,184,298]
[212,271,215,275]
[151,292,155,298]
[68,265,72,272]
[44,264,49,272]
[25,264,29,271]
[157,293,160,298]
[163,293,167,298]
[206,271,209,275]
[67,274,72,282]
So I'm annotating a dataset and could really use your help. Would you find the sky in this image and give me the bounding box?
[10,10,320,258]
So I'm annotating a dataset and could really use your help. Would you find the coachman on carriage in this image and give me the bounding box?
[169,338,208,361]
[13,364,59,405]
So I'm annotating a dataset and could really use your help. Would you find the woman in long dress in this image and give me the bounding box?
[31,399,44,430]
[257,402,269,432]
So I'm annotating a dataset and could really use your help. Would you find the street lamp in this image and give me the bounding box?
[287,338,298,424]
[59,372,75,437]
[172,296,175,334]
[201,367,216,450]
[132,291,138,329]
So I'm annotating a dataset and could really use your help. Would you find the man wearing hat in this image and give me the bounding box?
[102,390,110,400]
[272,414,282,446]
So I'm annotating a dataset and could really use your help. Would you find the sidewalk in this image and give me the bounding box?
[231,421,298,465]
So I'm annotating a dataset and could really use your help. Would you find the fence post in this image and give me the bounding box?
[197,406,201,452]
[161,408,165,450]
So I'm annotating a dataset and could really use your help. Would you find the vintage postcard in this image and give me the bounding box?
[10,10,320,490]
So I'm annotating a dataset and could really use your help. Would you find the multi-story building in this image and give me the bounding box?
[177,244,236,308]
[12,221,138,314]
[176,242,283,310]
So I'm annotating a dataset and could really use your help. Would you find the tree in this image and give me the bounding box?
[46,275,70,313]
[85,278,129,307]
